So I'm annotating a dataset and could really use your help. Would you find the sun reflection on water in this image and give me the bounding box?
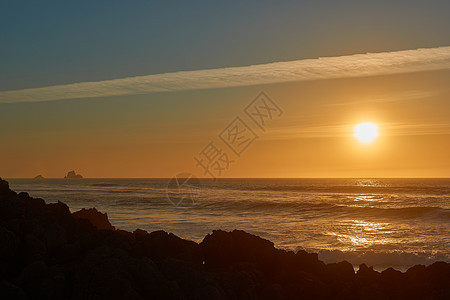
[347,194,386,208]
[328,220,395,251]
[354,195,378,202]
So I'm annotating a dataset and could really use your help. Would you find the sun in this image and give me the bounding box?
[354,122,378,143]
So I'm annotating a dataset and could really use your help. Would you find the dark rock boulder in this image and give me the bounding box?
[424,262,450,299]
[0,178,16,198]
[356,263,380,283]
[134,230,202,264]
[0,280,26,299]
[325,260,355,283]
[200,229,276,270]
[379,267,405,298]
[0,225,20,279]
[200,230,330,298]
[15,260,65,299]
[72,208,115,231]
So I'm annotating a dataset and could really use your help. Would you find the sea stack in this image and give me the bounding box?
[33,175,45,180]
[64,170,83,179]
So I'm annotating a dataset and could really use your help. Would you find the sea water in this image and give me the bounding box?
[7,178,450,271]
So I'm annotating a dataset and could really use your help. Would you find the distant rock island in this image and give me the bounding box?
[64,170,83,179]
[33,175,45,180]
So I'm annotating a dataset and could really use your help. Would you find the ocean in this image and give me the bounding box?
[7,178,450,271]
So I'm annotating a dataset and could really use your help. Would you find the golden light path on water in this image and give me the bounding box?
[326,180,397,251]
[351,195,381,206]
[328,220,396,252]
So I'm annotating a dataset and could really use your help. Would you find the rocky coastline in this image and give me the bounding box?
[0,178,448,299]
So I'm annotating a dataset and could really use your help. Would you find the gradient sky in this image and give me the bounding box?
[1,1,450,178]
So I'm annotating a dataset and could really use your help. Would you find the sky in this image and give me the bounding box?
[1,0,450,178]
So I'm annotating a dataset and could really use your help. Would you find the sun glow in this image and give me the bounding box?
[354,122,378,143]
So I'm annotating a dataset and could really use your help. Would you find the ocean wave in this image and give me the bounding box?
[196,198,449,220]
[246,184,450,195]
[315,249,450,271]
[341,205,450,220]
[92,182,120,187]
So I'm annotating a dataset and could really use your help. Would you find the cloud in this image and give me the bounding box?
[1,46,450,104]
[328,90,437,107]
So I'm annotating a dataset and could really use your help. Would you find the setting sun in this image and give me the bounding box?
[354,122,379,143]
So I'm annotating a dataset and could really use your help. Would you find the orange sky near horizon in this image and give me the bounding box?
[1,69,450,179]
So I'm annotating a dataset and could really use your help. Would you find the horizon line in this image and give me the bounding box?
[4,177,450,180]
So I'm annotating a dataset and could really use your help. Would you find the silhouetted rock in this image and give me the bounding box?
[0,178,15,197]
[33,175,45,180]
[325,260,355,283]
[133,228,148,237]
[0,177,449,299]
[72,208,115,230]
[201,229,276,269]
[0,280,26,299]
[64,171,83,179]
[135,230,202,263]
[356,263,380,283]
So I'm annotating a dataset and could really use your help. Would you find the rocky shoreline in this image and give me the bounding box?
[0,178,449,299]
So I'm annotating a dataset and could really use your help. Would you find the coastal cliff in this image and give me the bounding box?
[0,178,448,299]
